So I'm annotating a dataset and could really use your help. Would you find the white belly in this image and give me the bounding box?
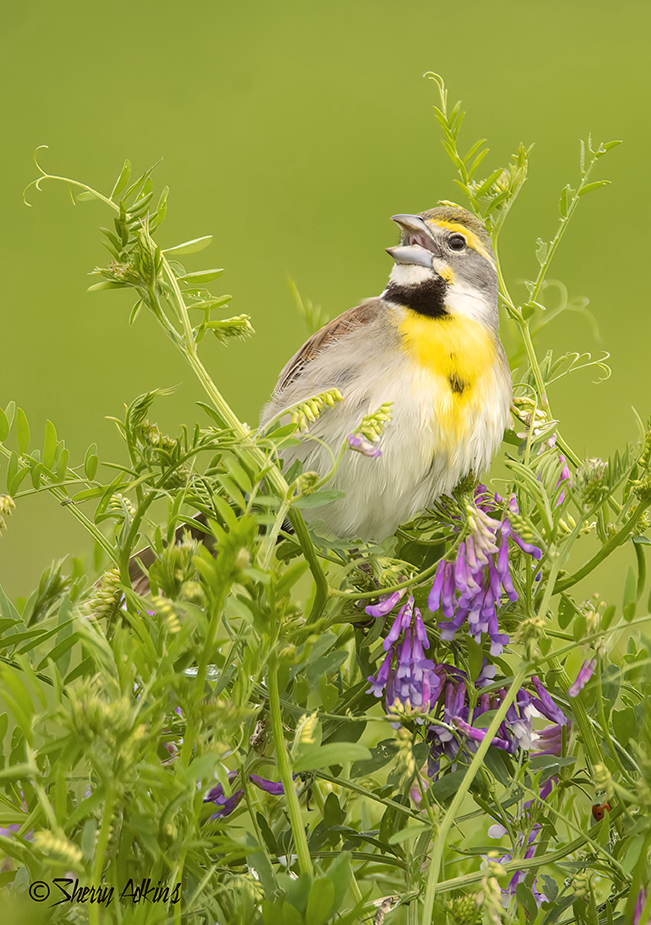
[276,358,511,541]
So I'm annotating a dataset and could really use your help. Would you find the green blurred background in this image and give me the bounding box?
[1,0,649,598]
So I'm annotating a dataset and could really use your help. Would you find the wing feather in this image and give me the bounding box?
[274,299,381,394]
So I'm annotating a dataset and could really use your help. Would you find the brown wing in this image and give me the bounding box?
[275,299,381,394]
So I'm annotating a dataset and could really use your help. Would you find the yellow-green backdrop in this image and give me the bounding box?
[1,0,649,598]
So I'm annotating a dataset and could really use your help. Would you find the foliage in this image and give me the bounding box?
[0,78,649,925]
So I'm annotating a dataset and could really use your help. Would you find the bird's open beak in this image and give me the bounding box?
[386,214,441,267]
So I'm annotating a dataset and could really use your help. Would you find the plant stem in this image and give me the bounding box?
[420,661,529,924]
[289,510,329,621]
[89,787,116,925]
[268,655,312,877]
[555,501,649,593]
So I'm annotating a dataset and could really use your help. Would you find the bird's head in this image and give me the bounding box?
[384,205,498,329]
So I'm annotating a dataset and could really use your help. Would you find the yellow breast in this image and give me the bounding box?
[397,310,497,442]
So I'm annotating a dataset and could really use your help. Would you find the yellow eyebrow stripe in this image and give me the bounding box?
[427,219,494,262]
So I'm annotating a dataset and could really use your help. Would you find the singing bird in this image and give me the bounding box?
[261,205,512,541]
[129,205,511,590]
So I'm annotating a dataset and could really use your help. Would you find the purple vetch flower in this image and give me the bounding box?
[347,432,382,457]
[205,771,285,818]
[248,774,285,795]
[568,658,597,697]
[429,673,569,769]
[429,487,542,656]
[454,717,513,751]
[367,651,393,697]
[528,676,569,756]
[530,676,568,727]
[365,589,405,618]
[205,771,243,818]
[366,595,446,721]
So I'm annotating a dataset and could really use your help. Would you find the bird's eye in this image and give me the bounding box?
[449,233,467,252]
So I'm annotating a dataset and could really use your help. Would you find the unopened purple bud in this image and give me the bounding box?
[367,651,393,697]
[531,676,568,726]
[510,532,543,559]
[454,716,512,751]
[413,607,430,648]
[428,560,446,612]
[568,658,597,697]
[249,774,285,795]
[441,562,455,618]
[365,589,404,618]
[384,597,413,650]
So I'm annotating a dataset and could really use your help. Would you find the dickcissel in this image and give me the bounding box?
[261,205,512,541]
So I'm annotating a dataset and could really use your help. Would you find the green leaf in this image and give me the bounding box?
[320,677,338,711]
[572,613,586,642]
[76,190,98,201]
[84,444,99,481]
[280,903,302,925]
[43,420,58,470]
[428,768,467,802]
[388,823,430,845]
[292,489,346,510]
[602,603,617,630]
[16,408,29,454]
[110,159,132,200]
[326,851,352,912]
[597,139,623,155]
[305,877,335,925]
[0,407,8,442]
[558,595,576,630]
[515,883,538,920]
[559,184,571,217]
[623,565,637,622]
[177,268,224,284]
[578,179,611,197]
[324,792,344,831]
[129,300,143,325]
[612,707,636,746]
[4,402,15,432]
[466,636,484,680]
[164,236,213,256]
[351,739,399,777]
[56,446,70,481]
[7,454,29,495]
[256,812,278,855]
[292,742,370,773]
[87,280,127,292]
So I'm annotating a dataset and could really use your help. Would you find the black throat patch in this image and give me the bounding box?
[384,276,448,318]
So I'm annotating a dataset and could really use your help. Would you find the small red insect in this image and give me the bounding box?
[591,802,611,821]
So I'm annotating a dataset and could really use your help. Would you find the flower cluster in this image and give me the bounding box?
[428,672,568,773]
[366,594,569,775]
[205,772,285,819]
[367,595,445,720]
[429,487,542,655]
[347,402,393,458]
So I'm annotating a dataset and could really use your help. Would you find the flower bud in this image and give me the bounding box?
[33,830,83,870]
[593,763,614,799]
[446,894,481,925]
[575,458,608,507]
[85,566,122,620]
